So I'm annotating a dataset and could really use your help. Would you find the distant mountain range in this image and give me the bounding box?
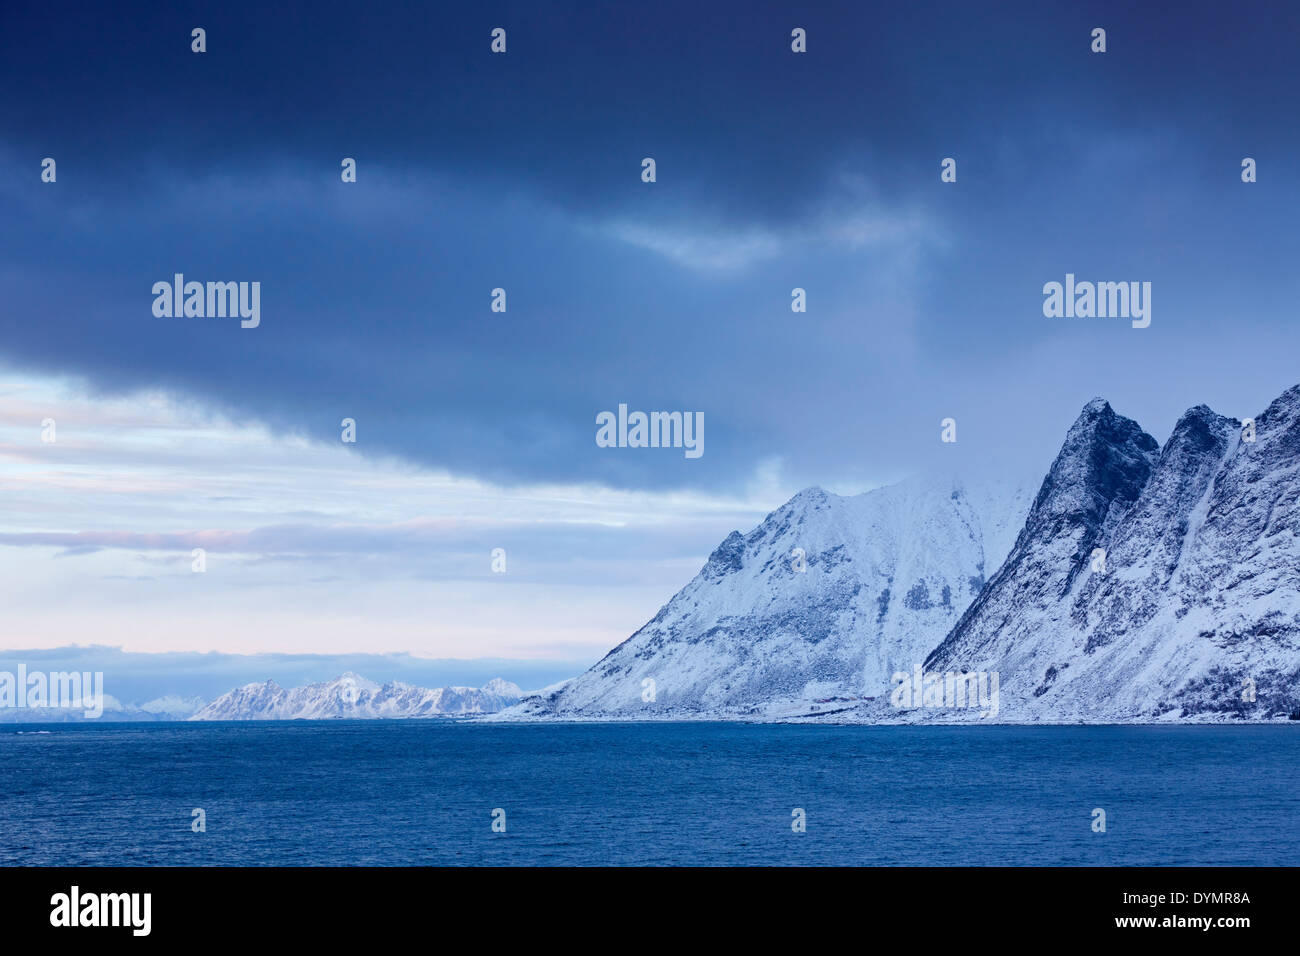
[508,384,1300,723]
[0,675,524,722]
[190,673,522,720]
[0,694,206,723]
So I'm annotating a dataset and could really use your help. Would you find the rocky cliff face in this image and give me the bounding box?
[926,387,1300,721]
[924,399,1162,693]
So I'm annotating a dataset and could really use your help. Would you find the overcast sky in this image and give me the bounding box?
[2,1,1298,687]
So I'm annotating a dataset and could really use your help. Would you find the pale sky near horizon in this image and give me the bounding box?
[0,368,799,657]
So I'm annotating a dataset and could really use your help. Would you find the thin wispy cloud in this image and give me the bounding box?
[599,195,937,274]
[0,368,791,655]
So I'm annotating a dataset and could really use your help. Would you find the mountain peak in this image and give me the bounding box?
[790,485,830,502]
[929,399,1160,672]
[770,485,834,519]
[483,678,523,698]
[1166,404,1238,451]
[702,530,746,579]
[1031,400,1158,531]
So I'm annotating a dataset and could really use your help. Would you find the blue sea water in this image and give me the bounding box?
[0,722,1295,866]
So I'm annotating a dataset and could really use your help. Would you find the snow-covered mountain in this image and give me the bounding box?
[191,673,521,720]
[508,383,1300,724]
[926,386,1300,722]
[138,695,207,719]
[512,475,1033,719]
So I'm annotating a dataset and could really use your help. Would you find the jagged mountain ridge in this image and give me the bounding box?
[926,386,1300,721]
[508,384,1300,724]
[191,673,521,720]
[925,398,1162,680]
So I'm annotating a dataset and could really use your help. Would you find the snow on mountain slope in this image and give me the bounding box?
[926,386,1300,721]
[190,672,522,720]
[515,475,1033,719]
[924,398,1161,686]
[138,695,207,719]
